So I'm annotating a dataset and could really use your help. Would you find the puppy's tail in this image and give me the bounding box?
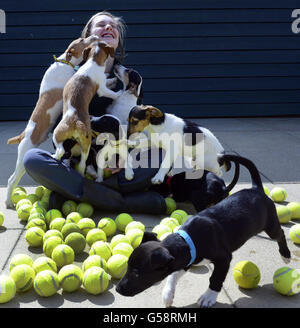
[7,131,25,144]
[224,161,240,194]
[217,153,263,191]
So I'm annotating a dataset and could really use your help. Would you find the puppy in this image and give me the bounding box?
[127,105,225,185]
[5,35,98,208]
[106,64,143,125]
[116,154,291,307]
[52,41,122,176]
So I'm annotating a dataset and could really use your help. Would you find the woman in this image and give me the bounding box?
[23,11,167,215]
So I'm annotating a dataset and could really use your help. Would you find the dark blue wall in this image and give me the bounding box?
[0,0,300,119]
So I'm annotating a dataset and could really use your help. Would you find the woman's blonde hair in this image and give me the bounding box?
[81,11,126,62]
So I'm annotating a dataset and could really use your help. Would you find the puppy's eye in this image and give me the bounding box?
[131,119,139,126]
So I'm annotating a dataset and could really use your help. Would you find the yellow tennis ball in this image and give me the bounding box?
[33,257,57,274]
[110,234,131,249]
[263,185,270,196]
[83,267,110,295]
[0,211,4,227]
[49,217,66,232]
[125,221,145,234]
[160,217,179,231]
[28,211,46,223]
[107,254,128,279]
[32,200,48,212]
[77,202,94,218]
[17,203,33,221]
[287,202,300,220]
[273,267,300,296]
[26,193,39,204]
[66,212,83,225]
[173,225,181,233]
[25,227,45,247]
[89,241,112,261]
[65,232,86,254]
[82,255,108,273]
[152,224,172,239]
[115,213,133,232]
[0,275,16,303]
[276,205,292,224]
[45,209,63,226]
[170,210,188,225]
[126,228,144,248]
[34,270,60,297]
[11,189,27,205]
[97,217,117,237]
[62,200,77,217]
[165,197,177,216]
[43,236,63,257]
[270,187,287,203]
[16,199,32,211]
[233,261,261,289]
[78,218,96,236]
[35,186,45,199]
[61,223,82,240]
[58,264,83,292]
[10,264,36,292]
[86,228,107,247]
[14,186,26,193]
[26,218,47,231]
[51,244,75,267]
[289,224,300,244]
[43,230,63,243]
[112,242,134,258]
[9,254,33,272]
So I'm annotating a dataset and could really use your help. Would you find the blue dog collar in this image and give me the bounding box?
[175,230,196,267]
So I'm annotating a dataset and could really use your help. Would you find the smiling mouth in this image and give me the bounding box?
[101,33,115,39]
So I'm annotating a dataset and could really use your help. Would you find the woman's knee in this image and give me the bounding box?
[23,148,50,174]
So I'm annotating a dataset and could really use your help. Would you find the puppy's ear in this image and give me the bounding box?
[150,248,175,270]
[66,48,75,61]
[141,231,159,243]
[83,46,92,62]
[145,105,163,118]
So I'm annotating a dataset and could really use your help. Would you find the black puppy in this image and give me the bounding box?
[116,154,291,307]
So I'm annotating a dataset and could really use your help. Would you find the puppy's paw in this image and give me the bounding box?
[162,285,174,308]
[151,174,164,184]
[5,199,14,209]
[281,256,291,264]
[125,169,134,181]
[96,176,103,183]
[197,288,218,308]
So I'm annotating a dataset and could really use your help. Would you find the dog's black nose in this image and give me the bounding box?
[116,284,133,297]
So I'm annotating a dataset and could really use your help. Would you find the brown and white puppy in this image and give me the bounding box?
[5,35,98,208]
[52,41,122,176]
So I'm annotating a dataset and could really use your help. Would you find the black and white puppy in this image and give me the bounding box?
[127,105,225,184]
[116,154,291,308]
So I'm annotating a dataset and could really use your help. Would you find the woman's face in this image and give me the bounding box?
[90,15,119,50]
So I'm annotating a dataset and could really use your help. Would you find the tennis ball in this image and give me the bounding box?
[165,197,177,216]
[43,236,63,258]
[9,254,33,272]
[11,189,27,205]
[276,205,292,224]
[115,213,133,232]
[32,200,48,213]
[171,210,188,225]
[263,185,270,196]
[0,275,16,303]
[49,217,66,231]
[270,187,287,203]
[58,264,83,292]
[26,218,47,231]
[233,261,261,289]
[51,244,75,267]
[160,232,172,240]
[45,209,63,226]
[86,228,107,246]
[16,198,32,211]
[125,221,145,234]
[77,202,94,218]
[82,255,108,273]
[14,186,26,193]
[33,257,57,274]
[25,227,45,247]
[0,211,4,227]
[160,217,180,231]
[152,224,172,239]
[26,193,39,204]
[17,203,33,221]
[97,217,117,237]
[173,225,181,233]
[35,186,45,199]
[66,212,83,225]
[112,242,134,258]
[43,230,63,243]
[89,241,112,261]
[287,202,300,220]
[273,267,300,296]
[34,270,60,297]
[61,222,82,240]
[107,254,128,279]
[289,224,300,244]
[28,211,45,223]
[110,234,131,249]
[126,228,144,248]
[62,200,77,217]
[10,264,35,292]
[83,267,110,295]
[78,218,96,236]
[65,232,86,254]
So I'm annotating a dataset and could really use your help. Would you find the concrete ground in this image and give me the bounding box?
[1,117,300,309]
